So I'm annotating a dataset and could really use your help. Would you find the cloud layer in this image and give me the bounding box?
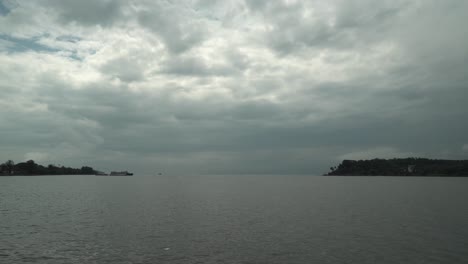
[1,0,467,174]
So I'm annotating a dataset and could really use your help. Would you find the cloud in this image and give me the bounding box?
[45,0,125,27]
[0,38,13,51]
[0,0,467,174]
[160,52,242,77]
[100,56,145,82]
[243,0,403,55]
[0,1,13,16]
[136,1,209,54]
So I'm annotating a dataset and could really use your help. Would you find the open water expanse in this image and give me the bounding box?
[1,175,468,264]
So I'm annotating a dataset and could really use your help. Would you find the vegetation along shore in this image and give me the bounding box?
[325,158,468,176]
[0,160,96,176]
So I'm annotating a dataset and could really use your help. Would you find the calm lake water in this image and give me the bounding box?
[1,175,468,263]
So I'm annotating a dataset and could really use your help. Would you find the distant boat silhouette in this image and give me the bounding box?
[109,171,133,176]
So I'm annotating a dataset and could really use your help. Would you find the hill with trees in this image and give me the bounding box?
[0,160,96,176]
[325,158,468,176]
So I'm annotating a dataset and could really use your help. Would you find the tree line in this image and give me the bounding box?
[0,160,96,176]
[325,158,468,176]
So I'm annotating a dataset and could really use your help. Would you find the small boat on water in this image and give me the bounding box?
[109,171,133,176]
[95,171,133,176]
[94,171,109,176]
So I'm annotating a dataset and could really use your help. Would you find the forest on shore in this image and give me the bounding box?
[0,160,96,176]
[325,158,468,176]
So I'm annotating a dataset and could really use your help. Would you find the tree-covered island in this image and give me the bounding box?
[325,158,468,176]
[0,160,97,176]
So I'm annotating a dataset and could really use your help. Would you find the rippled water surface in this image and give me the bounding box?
[1,175,468,263]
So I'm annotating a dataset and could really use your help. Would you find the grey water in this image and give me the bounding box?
[1,175,468,264]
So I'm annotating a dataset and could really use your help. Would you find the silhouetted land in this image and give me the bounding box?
[325,158,468,176]
[0,160,96,176]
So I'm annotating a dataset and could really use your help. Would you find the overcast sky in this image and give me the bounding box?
[1,0,467,175]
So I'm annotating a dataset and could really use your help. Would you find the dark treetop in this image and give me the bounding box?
[325,158,468,177]
[0,160,96,176]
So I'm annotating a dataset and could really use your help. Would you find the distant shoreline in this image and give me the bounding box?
[0,174,97,176]
[1,159,98,176]
[325,158,468,177]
